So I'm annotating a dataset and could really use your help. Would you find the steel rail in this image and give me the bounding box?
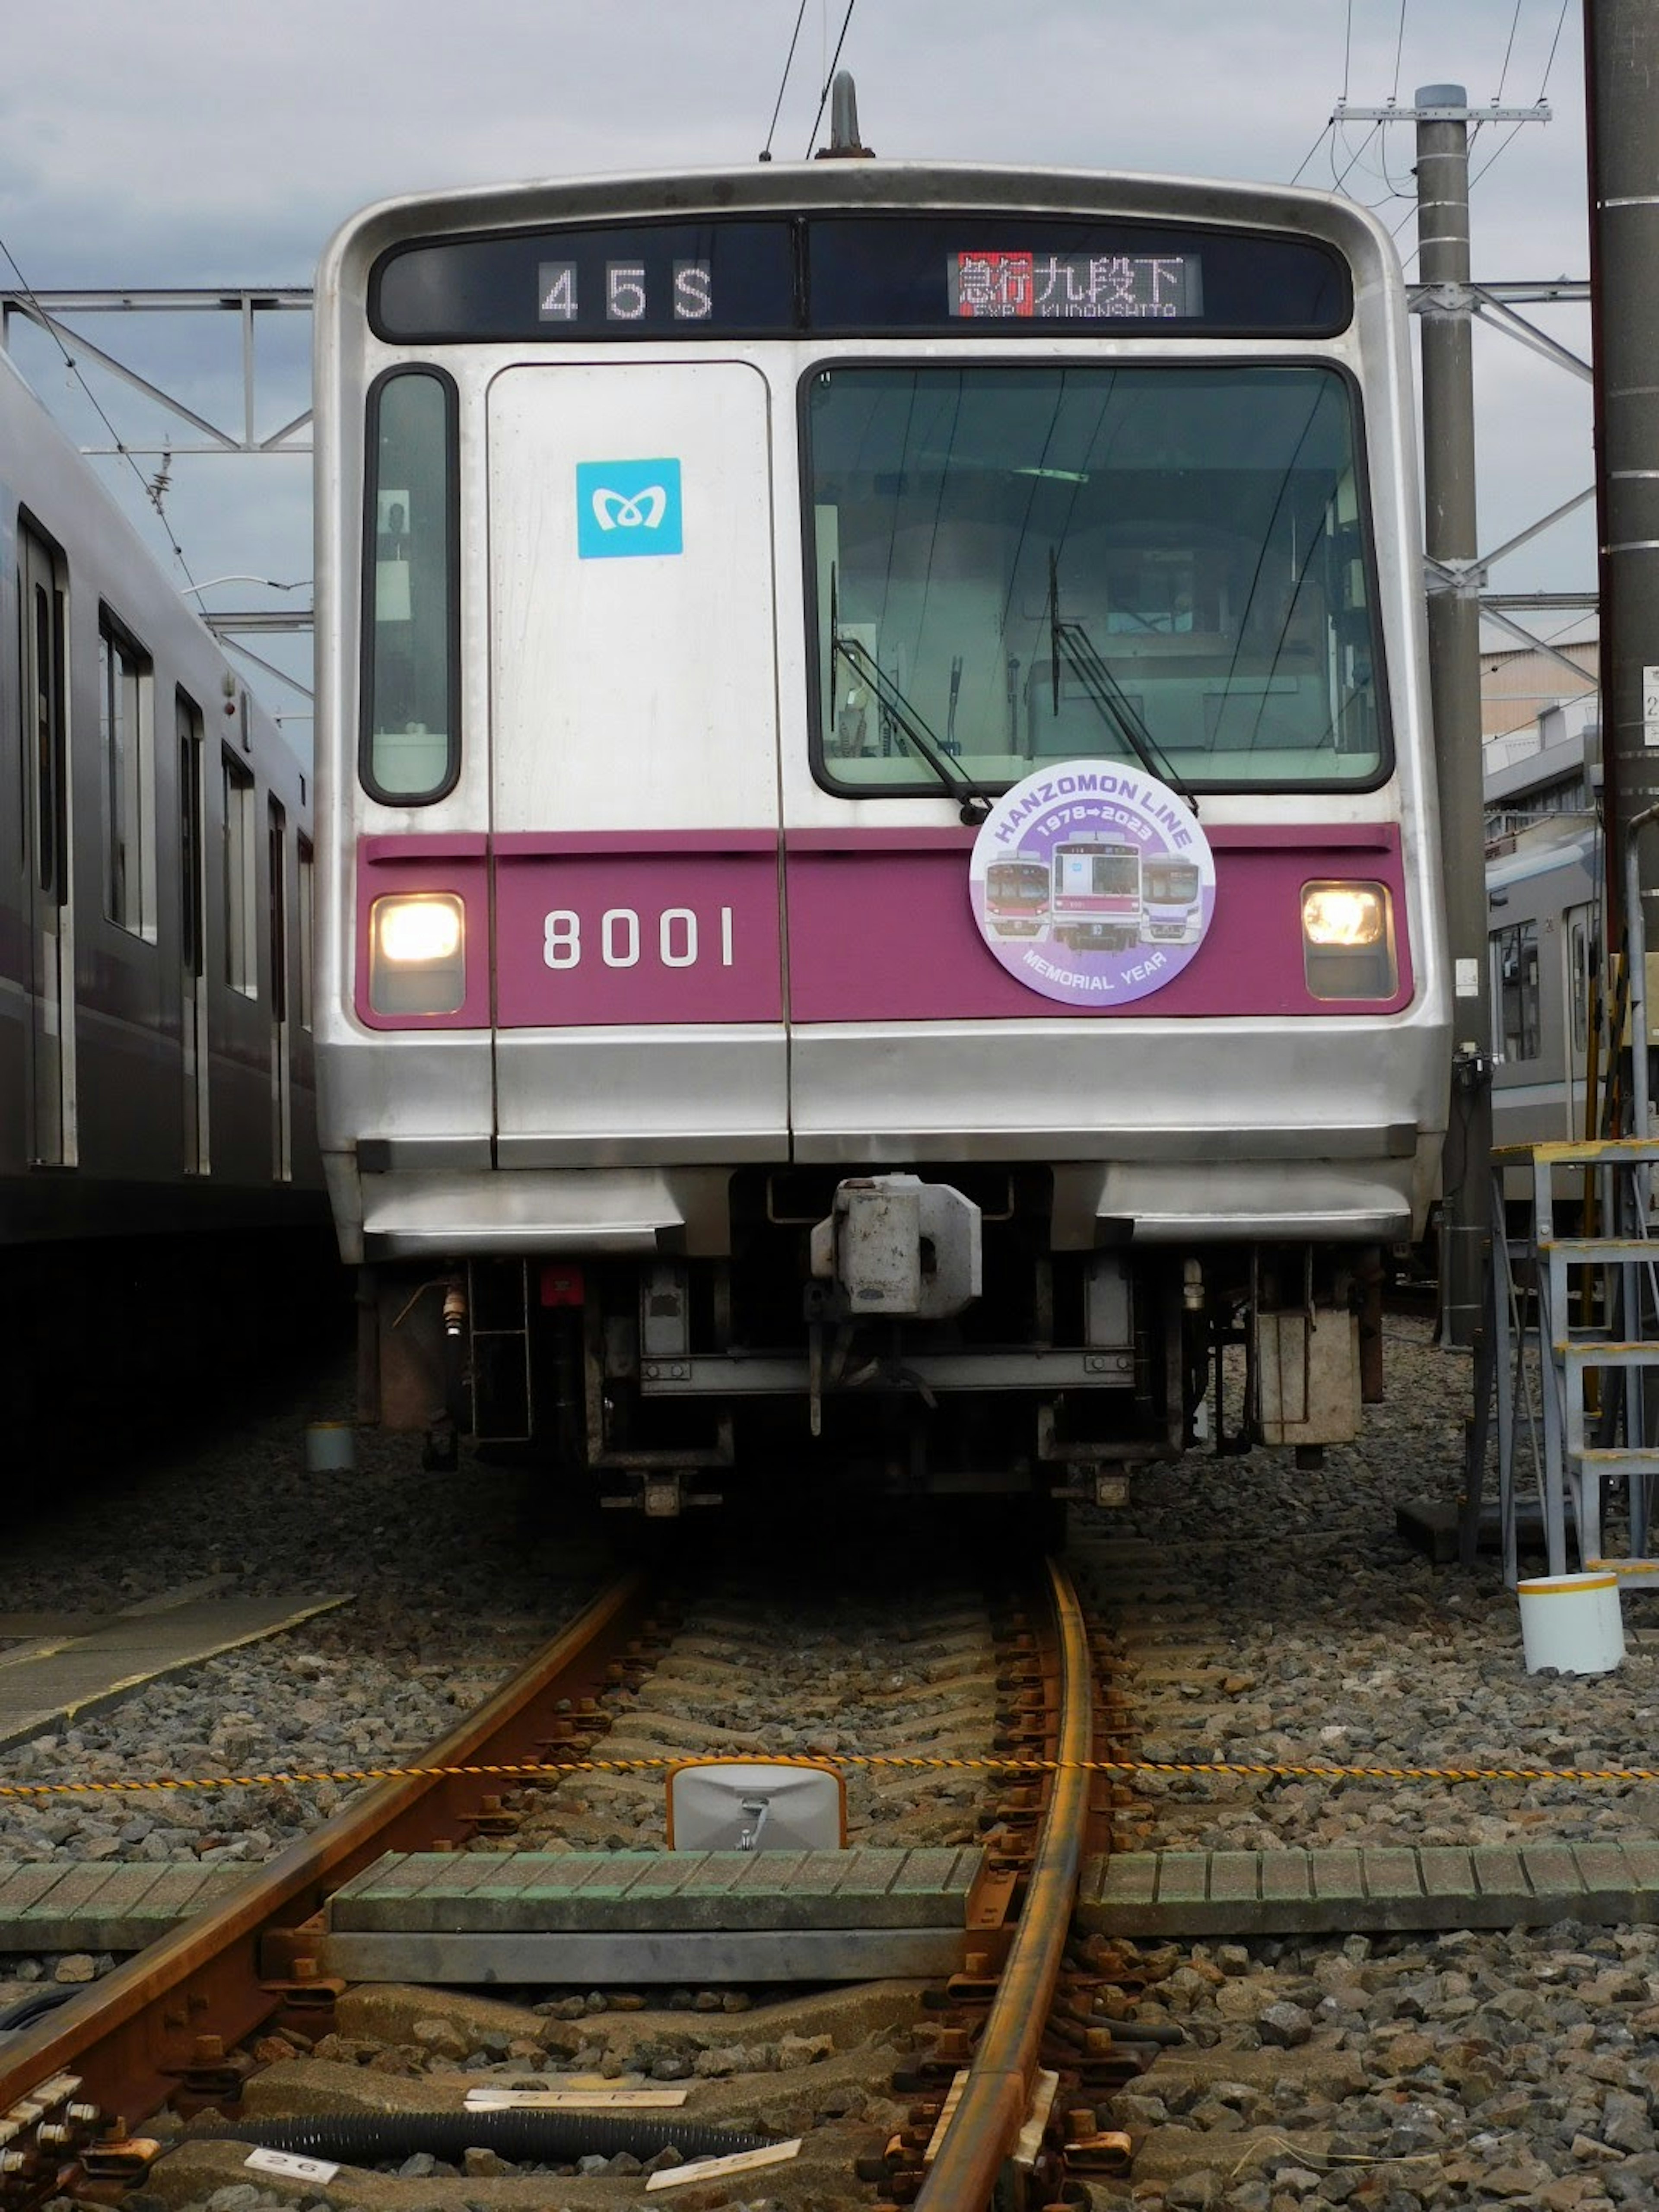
[912,1554,1094,2210]
[0,1571,650,2131]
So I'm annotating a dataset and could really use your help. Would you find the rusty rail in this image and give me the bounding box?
[0,1571,650,2147]
[911,1554,1095,2211]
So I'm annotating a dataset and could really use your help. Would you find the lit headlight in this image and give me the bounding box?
[369,893,465,1014]
[1302,881,1396,1000]
[1303,884,1386,948]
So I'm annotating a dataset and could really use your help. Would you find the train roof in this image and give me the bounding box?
[1486,810,1600,891]
[0,343,219,649]
[0,340,307,807]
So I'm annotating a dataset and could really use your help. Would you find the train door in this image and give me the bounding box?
[484,361,788,1165]
[17,520,75,1167]
[267,795,291,1180]
[177,691,210,1173]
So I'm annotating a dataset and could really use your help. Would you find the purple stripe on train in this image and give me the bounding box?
[356,821,1413,1031]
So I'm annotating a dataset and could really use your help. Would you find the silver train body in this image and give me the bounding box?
[1487,811,1601,1162]
[0,347,320,1241]
[314,163,1449,1506]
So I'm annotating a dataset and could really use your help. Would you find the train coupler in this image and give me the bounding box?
[809,1173,982,1320]
[598,1473,724,1516]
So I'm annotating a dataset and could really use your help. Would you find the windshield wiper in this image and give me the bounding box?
[831,624,996,826]
[1047,552,1199,817]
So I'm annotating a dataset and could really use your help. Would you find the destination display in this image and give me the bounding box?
[946,249,1202,319]
[371,215,1348,342]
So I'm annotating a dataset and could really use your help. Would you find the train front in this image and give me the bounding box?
[314,165,1449,1510]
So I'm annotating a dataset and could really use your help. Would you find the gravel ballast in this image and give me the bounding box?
[1072,1316,1659,2211]
[1076,1316,1659,1856]
[9,1314,1659,2211]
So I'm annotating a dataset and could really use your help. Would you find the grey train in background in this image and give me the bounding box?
[313,162,1451,1512]
[0,346,323,1427]
[1485,725,1602,1169]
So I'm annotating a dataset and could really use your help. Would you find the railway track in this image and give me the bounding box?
[0,1553,1129,2211]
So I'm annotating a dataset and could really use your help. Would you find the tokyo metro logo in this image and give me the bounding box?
[575,458,683,559]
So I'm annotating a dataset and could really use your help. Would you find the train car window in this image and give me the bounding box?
[268,796,292,1181]
[222,750,257,996]
[804,363,1386,796]
[267,799,288,1030]
[18,517,73,1168]
[99,610,155,939]
[178,698,205,984]
[1491,919,1541,1063]
[19,529,69,909]
[362,369,458,803]
[297,836,314,1034]
[178,692,210,1176]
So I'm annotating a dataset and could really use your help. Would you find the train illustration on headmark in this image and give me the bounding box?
[985,840,1205,950]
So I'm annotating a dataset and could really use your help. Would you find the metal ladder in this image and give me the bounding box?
[1482,1138,1659,1583]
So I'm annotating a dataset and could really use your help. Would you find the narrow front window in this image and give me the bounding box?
[806,364,1386,793]
[363,369,458,801]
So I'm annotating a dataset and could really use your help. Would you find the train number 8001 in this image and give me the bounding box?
[542,905,737,972]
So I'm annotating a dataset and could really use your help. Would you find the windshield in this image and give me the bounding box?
[1145,859,1201,900]
[807,363,1384,792]
[989,861,1048,903]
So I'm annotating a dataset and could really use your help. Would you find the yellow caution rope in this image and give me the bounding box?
[0,1752,1655,1799]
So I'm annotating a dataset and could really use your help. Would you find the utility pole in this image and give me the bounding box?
[1339,86,1547,1344]
[1414,85,1490,1348]
[1585,1,1659,1023]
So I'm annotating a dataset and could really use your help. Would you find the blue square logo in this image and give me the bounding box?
[576,458,683,559]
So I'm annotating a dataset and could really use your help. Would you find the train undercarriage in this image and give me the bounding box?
[359,1167,1385,1513]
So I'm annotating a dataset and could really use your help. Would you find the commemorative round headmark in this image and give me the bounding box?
[968,761,1215,1008]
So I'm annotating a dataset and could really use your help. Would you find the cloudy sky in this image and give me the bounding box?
[0,0,1589,742]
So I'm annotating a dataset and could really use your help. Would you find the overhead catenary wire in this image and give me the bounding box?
[759,0,811,162]
[803,0,859,157]
[1466,0,1574,196]
[1288,121,1336,189]
[0,228,199,593]
[1470,118,1532,191]
[1494,0,1525,103]
[1311,0,1569,267]
[1538,0,1571,97]
[1329,121,1385,198]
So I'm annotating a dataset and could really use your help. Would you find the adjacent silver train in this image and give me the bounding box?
[1487,810,1601,1159]
[0,346,321,1241]
[314,162,1450,1509]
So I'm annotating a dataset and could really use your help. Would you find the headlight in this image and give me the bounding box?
[1302,881,1396,1000]
[369,893,465,1014]
[1303,884,1386,948]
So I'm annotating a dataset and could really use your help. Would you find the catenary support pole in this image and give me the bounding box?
[1586,0,1659,1103]
[1416,84,1493,1349]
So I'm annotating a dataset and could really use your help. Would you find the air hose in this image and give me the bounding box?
[189,2108,768,2168]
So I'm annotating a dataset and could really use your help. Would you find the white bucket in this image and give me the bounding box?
[304,1421,356,1473]
[1517,1570,1625,1675]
